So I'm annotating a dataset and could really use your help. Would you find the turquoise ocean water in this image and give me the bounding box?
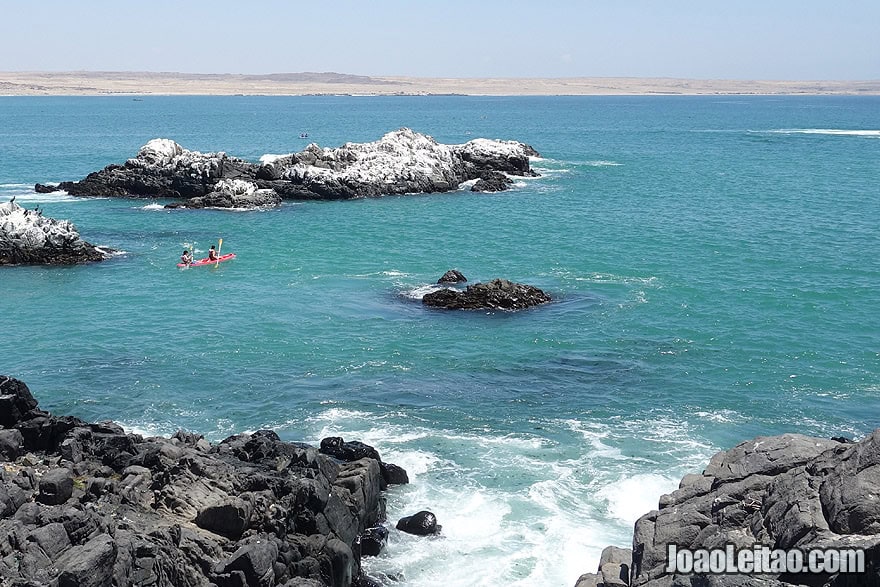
[1,95,879,585]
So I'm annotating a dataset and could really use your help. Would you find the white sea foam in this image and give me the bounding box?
[598,473,677,524]
[351,270,411,278]
[1,183,111,204]
[565,271,660,287]
[293,408,704,586]
[259,153,293,164]
[530,166,571,175]
[307,407,374,423]
[694,409,742,424]
[583,160,623,166]
[3,192,85,204]
[138,203,166,211]
[96,247,127,257]
[118,423,166,438]
[763,128,880,137]
[246,407,717,586]
[337,360,389,372]
[400,284,447,300]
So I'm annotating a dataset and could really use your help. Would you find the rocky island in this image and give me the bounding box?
[422,277,552,311]
[36,129,539,208]
[0,199,109,265]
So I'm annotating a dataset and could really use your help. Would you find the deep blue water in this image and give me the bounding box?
[1,95,879,586]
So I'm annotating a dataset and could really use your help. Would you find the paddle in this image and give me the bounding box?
[216,238,223,267]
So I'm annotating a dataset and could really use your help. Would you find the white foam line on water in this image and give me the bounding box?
[2,191,100,204]
[349,270,412,278]
[762,128,880,137]
[400,284,447,300]
[583,160,623,166]
[530,166,571,175]
[551,269,661,288]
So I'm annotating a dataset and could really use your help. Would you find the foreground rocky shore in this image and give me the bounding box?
[7,371,876,587]
[36,128,539,207]
[0,376,412,586]
[577,431,880,587]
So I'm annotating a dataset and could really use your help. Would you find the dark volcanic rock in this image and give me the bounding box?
[320,437,381,463]
[0,200,109,265]
[581,430,880,587]
[320,437,409,491]
[0,429,24,461]
[437,269,467,284]
[396,511,441,536]
[379,463,409,486]
[34,183,61,193]
[37,468,74,505]
[422,278,551,311]
[49,129,540,204]
[0,375,38,427]
[58,139,254,199]
[471,171,514,192]
[358,525,389,557]
[195,497,253,539]
[0,375,408,587]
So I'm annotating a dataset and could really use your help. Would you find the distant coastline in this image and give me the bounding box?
[1,71,879,96]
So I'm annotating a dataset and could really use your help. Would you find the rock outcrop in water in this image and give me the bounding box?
[422,278,551,310]
[164,178,282,210]
[0,375,407,587]
[576,431,880,587]
[40,129,539,207]
[437,269,467,284]
[0,199,109,265]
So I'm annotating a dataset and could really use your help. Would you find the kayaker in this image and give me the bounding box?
[181,249,193,265]
[207,245,218,261]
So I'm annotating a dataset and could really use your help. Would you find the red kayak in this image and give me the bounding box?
[178,253,236,268]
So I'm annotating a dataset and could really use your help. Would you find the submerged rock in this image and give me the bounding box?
[45,129,539,204]
[0,375,408,587]
[422,278,551,311]
[0,199,109,265]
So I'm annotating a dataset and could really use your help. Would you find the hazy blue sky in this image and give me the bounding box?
[2,0,878,79]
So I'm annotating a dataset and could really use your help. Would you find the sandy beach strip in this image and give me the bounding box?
[1,71,878,96]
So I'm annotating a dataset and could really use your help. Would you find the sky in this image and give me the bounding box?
[1,0,878,80]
